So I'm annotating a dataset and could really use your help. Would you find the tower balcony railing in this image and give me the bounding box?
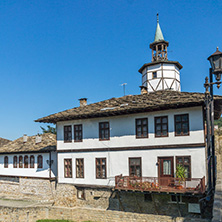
[115,175,206,194]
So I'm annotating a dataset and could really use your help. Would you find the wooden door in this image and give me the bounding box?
[158,157,174,186]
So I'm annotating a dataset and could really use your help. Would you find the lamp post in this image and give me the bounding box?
[204,47,222,193]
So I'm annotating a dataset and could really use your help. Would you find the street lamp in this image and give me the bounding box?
[208,47,222,86]
[205,47,222,194]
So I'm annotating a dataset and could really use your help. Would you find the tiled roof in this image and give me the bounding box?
[35,90,222,123]
[0,138,11,147]
[0,133,56,154]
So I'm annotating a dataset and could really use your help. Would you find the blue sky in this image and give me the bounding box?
[0,0,222,140]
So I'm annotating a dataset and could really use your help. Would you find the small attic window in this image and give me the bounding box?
[152,72,157,79]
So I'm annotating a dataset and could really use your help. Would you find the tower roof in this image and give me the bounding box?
[154,14,164,42]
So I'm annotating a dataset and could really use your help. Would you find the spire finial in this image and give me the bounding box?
[216,46,219,51]
[154,13,164,42]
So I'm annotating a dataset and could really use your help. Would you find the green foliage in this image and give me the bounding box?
[40,125,56,134]
[215,117,222,128]
[176,164,187,184]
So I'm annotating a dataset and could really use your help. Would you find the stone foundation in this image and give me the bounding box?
[0,205,209,222]
[53,184,203,218]
[0,179,205,218]
[0,177,55,202]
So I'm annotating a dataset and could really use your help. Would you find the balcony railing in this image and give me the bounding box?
[115,175,206,194]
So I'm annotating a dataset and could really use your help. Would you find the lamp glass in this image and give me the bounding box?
[208,51,222,81]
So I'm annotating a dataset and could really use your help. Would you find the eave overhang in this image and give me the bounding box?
[138,60,183,73]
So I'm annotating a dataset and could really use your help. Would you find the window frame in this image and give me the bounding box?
[24,155,29,168]
[64,158,72,178]
[76,158,84,178]
[152,71,157,79]
[96,158,107,179]
[64,125,72,143]
[135,118,148,139]
[99,122,110,141]
[4,156,8,168]
[176,156,191,179]
[37,155,43,169]
[129,157,142,177]
[19,155,23,168]
[74,124,83,142]
[155,116,168,137]
[174,114,190,136]
[30,155,35,168]
[13,156,18,168]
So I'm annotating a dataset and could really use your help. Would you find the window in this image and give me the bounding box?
[30,155,35,168]
[96,158,106,179]
[155,116,168,137]
[171,194,182,203]
[152,71,157,79]
[144,193,152,202]
[13,156,17,168]
[129,158,142,177]
[176,156,191,179]
[24,155,29,168]
[64,125,72,142]
[74,124,83,142]
[64,159,72,178]
[76,158,84,178]
[4,156,8,168]
[19,156,23,168]
[99,122,110,141]
[37,155,43,168]
[175,114,189,136]
[136,118,148,138]
[77,188,85,200]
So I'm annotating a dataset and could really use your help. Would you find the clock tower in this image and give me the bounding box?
[139,14,183,92]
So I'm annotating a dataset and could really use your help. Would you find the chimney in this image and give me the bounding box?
[35,134,42,144]
[79,98,87,107]
[23,134,28,143]
[139,86,148,94]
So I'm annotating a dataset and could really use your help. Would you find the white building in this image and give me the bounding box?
[37,92,221,188]
[36,15,222,216]
[0,133,57,179]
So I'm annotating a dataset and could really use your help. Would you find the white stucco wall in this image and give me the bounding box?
[0,152,57,178]
[58,147,206,186]
[56,106,206,186]
[57,106,205,150]
[142,63,181,92]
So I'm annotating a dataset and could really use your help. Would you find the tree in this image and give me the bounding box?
[40,125,56,134]
[215,117,222,128]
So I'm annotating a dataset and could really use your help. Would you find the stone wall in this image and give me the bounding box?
[0,177,55,202]
[213,130,222,221]
[53,184,203,218]
[0,205,210,222]
[215,129,222,173]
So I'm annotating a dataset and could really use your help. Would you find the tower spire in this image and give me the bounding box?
[149,14,168,62]
[154,13,164,42]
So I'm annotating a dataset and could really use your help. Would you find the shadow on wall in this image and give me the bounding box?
[107,191,204,219]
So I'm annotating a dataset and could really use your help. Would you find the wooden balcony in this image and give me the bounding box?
[115,175,206,194]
